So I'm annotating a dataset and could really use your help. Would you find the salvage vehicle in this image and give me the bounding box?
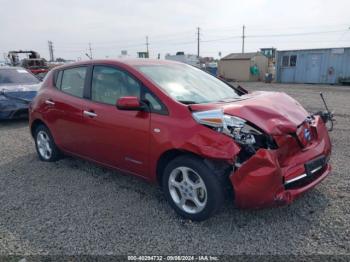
[29,59,334,221]
[0,67,41,119]
[7,50,49,77]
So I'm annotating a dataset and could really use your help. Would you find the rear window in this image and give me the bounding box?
[0,68,40,85]
[56,67,87,98]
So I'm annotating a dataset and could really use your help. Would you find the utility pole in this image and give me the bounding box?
[48,41,54,62]
[242,25,245,54]
[89,42,93,59]
[197,27,200,58]
[3,53,8,64]
[146,36,149,58]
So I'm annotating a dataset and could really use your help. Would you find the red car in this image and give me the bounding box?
[29,59,333,221]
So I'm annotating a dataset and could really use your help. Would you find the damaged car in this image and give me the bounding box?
[29,59,333,221]
[0,67,41,119]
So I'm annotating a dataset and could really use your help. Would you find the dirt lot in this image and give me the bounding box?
[0,82,349,255]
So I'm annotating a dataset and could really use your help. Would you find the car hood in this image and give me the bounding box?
[0,83,40,101]
[189,91,309,135]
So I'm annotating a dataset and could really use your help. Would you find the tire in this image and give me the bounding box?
[162,155,225,221]
[34,124,61,162]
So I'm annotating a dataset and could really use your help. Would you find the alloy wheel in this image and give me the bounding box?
[168,166,208,214]
[36,130,52,160]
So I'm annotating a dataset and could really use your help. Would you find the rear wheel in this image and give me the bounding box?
[34,125,61,162]
[162,155,225,221]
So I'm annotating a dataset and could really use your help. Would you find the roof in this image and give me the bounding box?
[221,52,260,60]
[52,59,186,70]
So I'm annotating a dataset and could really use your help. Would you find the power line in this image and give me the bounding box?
[202,36,241,43]
[21,23,348,50]
[248,29,347,38]
[203,29,348,43]
[201,22,350,33]
[51,31,195,47]
[31,26,349,60]
[50,28,348,52]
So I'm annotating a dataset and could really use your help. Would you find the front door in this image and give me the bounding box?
[79,65,151,177]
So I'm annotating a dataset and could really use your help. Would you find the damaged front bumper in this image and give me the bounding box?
[230,116,332,209]
[0,100,31,119]
[0,91,34,120]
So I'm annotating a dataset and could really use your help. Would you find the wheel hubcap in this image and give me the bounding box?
[36,131,52,160]
[168,166,207,214]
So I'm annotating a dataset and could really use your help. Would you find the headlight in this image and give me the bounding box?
[192,109,257,145]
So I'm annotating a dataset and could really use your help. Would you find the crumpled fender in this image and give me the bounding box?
[189,92,309,135]
[231,149,284,208]
[181,130,240,162]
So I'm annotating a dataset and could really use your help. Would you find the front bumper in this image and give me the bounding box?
[0,91,35,120]
[0,103,30,119]
[230,116,332,209]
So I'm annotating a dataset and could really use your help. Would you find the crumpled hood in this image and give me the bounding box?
[190,91,309,135]
[0,83,40,101]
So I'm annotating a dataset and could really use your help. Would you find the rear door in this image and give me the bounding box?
[44,66,88,153]
[78,65,152,176]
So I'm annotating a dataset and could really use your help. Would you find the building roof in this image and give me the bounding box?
[221,52,259,60]
[277,46,350,53]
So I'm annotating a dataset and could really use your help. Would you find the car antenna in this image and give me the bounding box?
[320,93,330,112]
[319,92,334,131]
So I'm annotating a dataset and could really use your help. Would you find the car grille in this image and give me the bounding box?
[284,155,328,190]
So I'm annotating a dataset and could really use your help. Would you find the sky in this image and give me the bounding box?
[0,0,350,61]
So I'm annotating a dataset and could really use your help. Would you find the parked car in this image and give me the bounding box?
[0,67,41,119]
[29,59,332,221]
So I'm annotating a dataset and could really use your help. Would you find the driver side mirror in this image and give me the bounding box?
[116,96,145,111]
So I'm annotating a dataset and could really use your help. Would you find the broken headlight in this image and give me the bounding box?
[192,109,258,145]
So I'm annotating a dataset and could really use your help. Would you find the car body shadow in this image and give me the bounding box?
[0,118,29,130]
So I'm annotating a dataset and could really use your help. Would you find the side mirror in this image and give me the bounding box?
[116,96,144,111]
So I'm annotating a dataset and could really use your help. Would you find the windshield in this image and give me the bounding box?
[137,64,240,104]
[0,69,40,85]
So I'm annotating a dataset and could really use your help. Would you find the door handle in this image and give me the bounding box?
[45,99,55,105]
[83,110,97,118]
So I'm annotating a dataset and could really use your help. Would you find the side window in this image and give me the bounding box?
[282,55,289,67]
[60,67,87,98]
[290,55,297,67]
[91,66,141,105]
[145,92,163,111]
[55,70,63,89]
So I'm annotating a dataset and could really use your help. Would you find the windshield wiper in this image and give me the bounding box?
[217,97,241,102]
[178,100,197,105]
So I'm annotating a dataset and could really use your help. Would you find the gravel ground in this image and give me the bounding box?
[0,82,349,255]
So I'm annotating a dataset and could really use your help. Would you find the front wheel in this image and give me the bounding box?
[162,155,225,221]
